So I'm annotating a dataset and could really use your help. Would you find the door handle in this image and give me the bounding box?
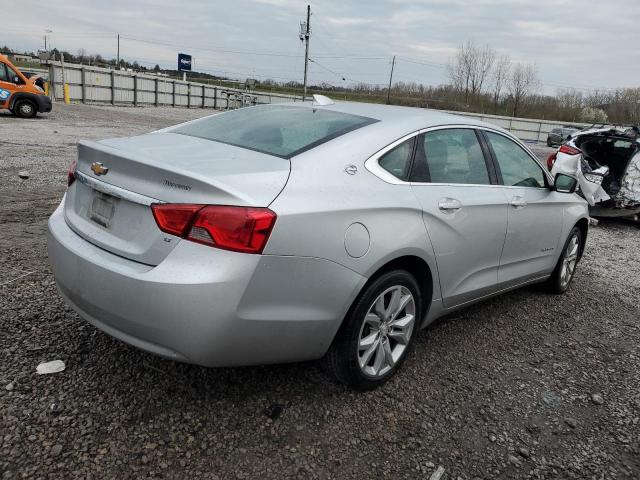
[438,197,462,213]
[510,196,527,208]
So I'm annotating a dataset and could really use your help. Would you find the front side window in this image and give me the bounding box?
[378,137,415,180]
[417,128,491,185]
[0,65,9,83]
[172,105,378,158]
[485,131,546,188]
[5,66,21,84]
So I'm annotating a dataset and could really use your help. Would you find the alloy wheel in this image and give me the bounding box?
[19,103,35,116]
[560,233,579,288]
[357,285,415,378]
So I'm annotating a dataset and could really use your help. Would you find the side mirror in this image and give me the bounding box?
[555,173,578,193]
[12,76,20,84]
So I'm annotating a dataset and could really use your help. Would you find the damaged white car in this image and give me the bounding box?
[548,126,640,219]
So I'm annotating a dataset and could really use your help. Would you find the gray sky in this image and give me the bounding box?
[7,0,640,94]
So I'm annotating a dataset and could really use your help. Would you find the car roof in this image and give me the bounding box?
[289,100,498,131]
[266,101,520,161]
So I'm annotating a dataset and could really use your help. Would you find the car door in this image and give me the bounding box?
[0,63,16,109]
[409,127,508,308]
[482,130,565,288]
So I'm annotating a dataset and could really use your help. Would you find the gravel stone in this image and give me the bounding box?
[508,454,523,467]
[50,445,63,457]
[591,393,605,405]
[1,104,639,479]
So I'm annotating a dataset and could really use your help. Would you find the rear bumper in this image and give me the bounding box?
[47,201,365,367]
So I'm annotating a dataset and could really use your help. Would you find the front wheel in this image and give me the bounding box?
[13,100,37,118]
[323,270,422,390]
[546,227,582,294]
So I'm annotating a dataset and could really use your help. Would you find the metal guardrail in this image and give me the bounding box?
[46,61,302,109]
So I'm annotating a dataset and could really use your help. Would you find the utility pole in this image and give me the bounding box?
[300,5,311,101]
[44,29,52,51]
[386,55,395,104]
[116,34,120,69]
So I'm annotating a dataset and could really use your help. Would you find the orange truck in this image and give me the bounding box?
[0,54,52,118]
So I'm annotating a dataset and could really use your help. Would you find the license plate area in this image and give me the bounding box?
[89,192,116,227]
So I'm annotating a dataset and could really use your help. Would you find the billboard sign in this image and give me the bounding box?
[178,53,192,72]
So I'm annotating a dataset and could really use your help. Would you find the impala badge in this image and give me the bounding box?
[91,162,109,176]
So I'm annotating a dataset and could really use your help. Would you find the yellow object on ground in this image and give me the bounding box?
[63,84,70,104]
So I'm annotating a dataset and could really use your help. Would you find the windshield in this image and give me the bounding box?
[172,105,378,158]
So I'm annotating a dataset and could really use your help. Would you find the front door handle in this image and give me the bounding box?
[510,196,527,208]
[438,197,462,213]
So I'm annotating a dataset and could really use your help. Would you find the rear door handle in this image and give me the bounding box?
[438,197,462,213]
[510,196,527,208]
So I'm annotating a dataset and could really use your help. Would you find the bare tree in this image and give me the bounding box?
[448,41,496,105]
[491,54,511,114]
[77,48,87,64]
[507,63,540,117]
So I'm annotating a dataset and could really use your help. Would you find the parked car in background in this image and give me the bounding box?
[546,126,580,147]
[0,54,51,118]
[549,126,640,219]
[48,99,589,390]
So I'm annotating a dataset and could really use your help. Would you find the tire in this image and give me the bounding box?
[546,138,553,147]
[323,270,422,390]
[13,100,37,119]
[545,226,582,294]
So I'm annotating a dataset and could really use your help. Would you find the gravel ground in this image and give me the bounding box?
[1,104,639,479]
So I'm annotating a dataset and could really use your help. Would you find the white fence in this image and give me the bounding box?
[444,110,588,144]
[44,62,588,143]
[47,62,302,109]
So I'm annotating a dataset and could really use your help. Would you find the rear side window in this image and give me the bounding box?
[172,105,378,158]
[485,132,546,188]
[378,138,415,180]
[416,129,491,185]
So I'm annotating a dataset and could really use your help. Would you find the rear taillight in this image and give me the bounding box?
[151,204,203,237]
[67,159,77,187]
[558,145,581,156]
[151,204,277,254]
[546,152,557,171]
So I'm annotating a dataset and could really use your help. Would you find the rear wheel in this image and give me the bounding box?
[546,227,581,294]
[323,270,422,390]
[13,100,37,118]
[546,138,553,147]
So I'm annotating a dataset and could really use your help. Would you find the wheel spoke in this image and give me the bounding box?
[387,289,401,318]
[359,331,378,350]
[391,294,412,320]
[364,313,381,329]
[388,314,414,345]
[359,338,379,369]
[382,338,395,368]
[372,340,386,374]
[374,295,386,317]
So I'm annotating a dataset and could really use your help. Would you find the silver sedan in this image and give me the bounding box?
[47,98,589,389]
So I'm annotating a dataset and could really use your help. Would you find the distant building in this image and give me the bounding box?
[11,54,38,63]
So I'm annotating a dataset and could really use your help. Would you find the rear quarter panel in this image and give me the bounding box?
[265,131,442,303]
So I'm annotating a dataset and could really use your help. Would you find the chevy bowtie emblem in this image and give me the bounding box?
[91,162,109,176]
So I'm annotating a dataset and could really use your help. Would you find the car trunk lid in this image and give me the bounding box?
[64,132,290,265]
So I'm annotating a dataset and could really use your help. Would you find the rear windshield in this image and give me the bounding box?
[171,105,378,158]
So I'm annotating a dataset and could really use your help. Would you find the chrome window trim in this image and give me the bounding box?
[364,124,554,188]
[75,171,161,206]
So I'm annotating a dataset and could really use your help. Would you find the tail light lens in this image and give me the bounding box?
[546,152,557,171]
[558,145,581,156]
[67,159,77,187]
[151,204,277,254]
